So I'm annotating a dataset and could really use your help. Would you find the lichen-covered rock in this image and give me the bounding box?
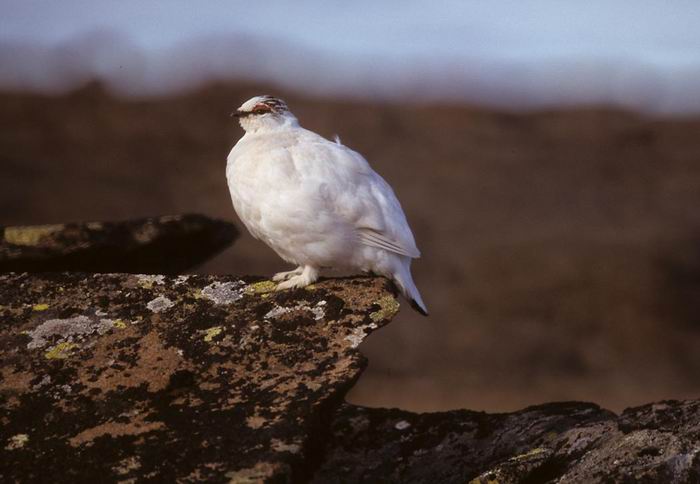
[0,272,399,482]
[315,400,700,483]
[558,400,700,483]
[0,214,237,274]
[313,402,612,483]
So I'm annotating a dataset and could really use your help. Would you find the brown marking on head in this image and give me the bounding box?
[234,96,290,119]
[251,103,273,115]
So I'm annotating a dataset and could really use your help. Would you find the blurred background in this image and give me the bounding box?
[2,0,700,413]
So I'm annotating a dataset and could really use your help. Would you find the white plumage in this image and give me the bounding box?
[226,95,427,315]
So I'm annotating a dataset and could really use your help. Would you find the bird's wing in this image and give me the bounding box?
[355,167,421,258]
[356,227,419,258]
[290,132,421,259]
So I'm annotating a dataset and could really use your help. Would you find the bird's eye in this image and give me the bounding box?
[253,108,268,114]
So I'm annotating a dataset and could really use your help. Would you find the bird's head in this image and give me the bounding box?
[232,95,297,132]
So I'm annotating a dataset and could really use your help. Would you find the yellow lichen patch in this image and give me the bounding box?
[32,303,50,311]
[369,295,400,322]
[113,319,128,329]
[4,225,63,246]
[5,433,29,450]
[245,280,276,295]
[45,342,78,360]
[511,447,548,462]
[203,326,223,342]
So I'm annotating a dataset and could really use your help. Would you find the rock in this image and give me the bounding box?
[2,272,699,483]
[0,272,399,482]
[0,214,237,274]
[313,402,612,483]
[315,400,700,483]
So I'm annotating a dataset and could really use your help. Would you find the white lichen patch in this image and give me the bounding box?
[264,301,327,321]
[264,305,293,320]
[5,434,29,450]
[33,375,52,390]
[344,318,380,348]
[147,296,175,313]
[344,327,367,349]
[26,315,116,350]
[201,281,245,305]
[174,275,191,285]
[395,420,411,430]
[136,274,166,289]
[312,300,327,320]
[270,438,302,454]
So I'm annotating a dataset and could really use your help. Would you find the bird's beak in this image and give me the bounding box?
[231,110,249,118]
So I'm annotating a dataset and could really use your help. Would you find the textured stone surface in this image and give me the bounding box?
[0,272,399,482]
[0,214,237,274]
[315,400,700,483]
[2,272,700,483]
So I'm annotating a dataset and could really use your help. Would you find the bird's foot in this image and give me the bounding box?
[272,266,304,282]
[275,266,319,291]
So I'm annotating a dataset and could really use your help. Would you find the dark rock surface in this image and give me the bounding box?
[0,214,237,274]
[2,271,699,483]
[0,272,399,482]
[316,400,700,483]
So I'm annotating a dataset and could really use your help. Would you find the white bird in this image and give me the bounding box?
[226,95,427,315]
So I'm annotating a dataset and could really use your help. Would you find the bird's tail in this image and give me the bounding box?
[392,260,428,317]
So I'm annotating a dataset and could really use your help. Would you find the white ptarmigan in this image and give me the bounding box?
[226,95,427,315]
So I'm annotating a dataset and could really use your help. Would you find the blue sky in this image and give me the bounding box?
[2,1,700,113]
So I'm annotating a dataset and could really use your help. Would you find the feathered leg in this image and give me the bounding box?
[272,266,303,282]
[275,265,319,291]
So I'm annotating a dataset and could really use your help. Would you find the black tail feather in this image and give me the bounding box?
[410,298,429,317]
